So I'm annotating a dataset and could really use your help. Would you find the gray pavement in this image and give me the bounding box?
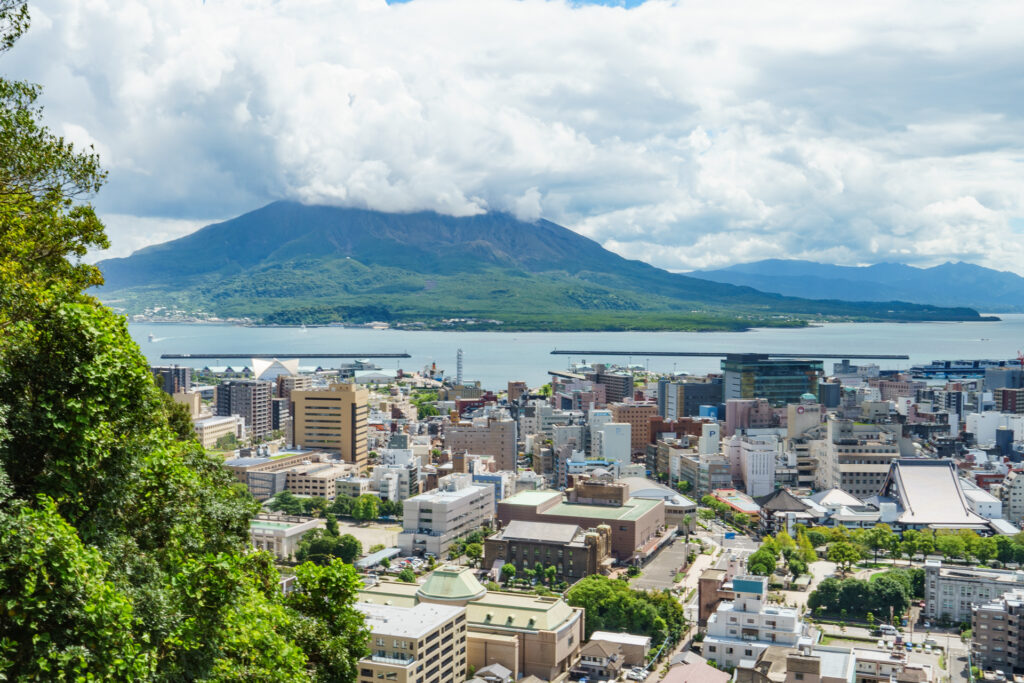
[633,540,691,591]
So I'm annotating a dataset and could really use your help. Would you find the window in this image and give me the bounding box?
[708,646,716,653]
[745,649,753,656]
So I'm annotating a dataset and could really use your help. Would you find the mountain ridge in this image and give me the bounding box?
[96,202,993,330]
[693,258,1024,312]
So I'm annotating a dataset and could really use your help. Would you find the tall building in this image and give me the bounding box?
[609,402,659,453]
[507,381,528,402]
[585,366,633,404]
[356,601,468,683]
[445,418,517,472]
[659,377,724,419]
[151,365,191,395]
[277,373,312,401]
[721,354,822,406]
[811,417,900,498]
[972,588,1024,673]
[216,379,273,438]
[292,382,369,468]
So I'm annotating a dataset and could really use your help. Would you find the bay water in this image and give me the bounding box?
[129,314,1024,389]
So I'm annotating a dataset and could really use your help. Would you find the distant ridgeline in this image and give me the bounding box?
[97,202,994,330]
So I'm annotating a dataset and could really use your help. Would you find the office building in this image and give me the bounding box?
[703,575,809,670]
[507,381,528,402]
[811,417,900,498]
[223,450,354,501]
[996,388,1024,414]
[497,485,664,562]
[359,566,584,680]
[356,601,468,683]
[659,376,724,419]
[721,354,822,406]
[151,365,191,395]
[398,474,495,556]
[924,560,1024,623]
[483,520,613,582]
[193,414,245,449]
[585,366,633,404]
[216,379,273,438]
[609,402,659,453]
[292,382,369,469]
[446,418,518,472]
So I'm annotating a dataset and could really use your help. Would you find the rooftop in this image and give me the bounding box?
[500,489,562,507]
[417,565,487,603]
[544,497,662,521]
[356,601,465,639]
[590,631,652,647]
[497,520,582,545]
[878,459,989,528]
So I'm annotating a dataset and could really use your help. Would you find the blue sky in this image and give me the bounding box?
[9,0,1024,272]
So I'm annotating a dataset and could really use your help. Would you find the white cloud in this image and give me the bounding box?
[8,0,1024,271]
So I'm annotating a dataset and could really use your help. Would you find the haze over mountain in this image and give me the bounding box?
[97,202,990,330]
[694,260,1024,313]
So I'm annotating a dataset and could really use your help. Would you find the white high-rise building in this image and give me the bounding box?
[398,473,494,556]
[698,422,720,456]
[739,434,779,498]
[599,423,632,467]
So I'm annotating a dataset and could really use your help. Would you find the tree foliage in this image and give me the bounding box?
[566,575,686,645]
[0,5,370,678]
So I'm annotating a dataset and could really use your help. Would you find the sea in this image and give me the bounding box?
[128,314,1024,389]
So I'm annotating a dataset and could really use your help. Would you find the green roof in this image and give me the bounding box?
[416,565,486,603]
[544,497,661,522]
[501,489,561,507]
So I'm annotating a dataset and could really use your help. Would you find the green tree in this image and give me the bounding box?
[269,491,305,516]
[866,523,895,563]
[465,542,483,567]
[828,541,861,574]
[501,563,517,584]
[935,535,966,562]
[352,494,380,522]
[566,575,686,644]
[975,536,997,565]
[545,565,558,585]
[397,567,416,583]
[747,547,777,576]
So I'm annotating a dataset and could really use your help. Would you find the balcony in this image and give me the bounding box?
[370,655,415,666]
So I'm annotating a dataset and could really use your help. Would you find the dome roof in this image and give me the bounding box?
[416,565,486,604]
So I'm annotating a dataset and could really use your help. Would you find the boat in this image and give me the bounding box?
[148,333,155,342]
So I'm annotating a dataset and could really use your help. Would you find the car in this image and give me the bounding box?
[877,639,885,649]
[923,620,931,629]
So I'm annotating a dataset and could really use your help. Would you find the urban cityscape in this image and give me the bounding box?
[146,348,1024,683]
[4,0,1024,681]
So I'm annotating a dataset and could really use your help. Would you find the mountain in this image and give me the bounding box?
[96,202,992,330]
[693,259,1024,312]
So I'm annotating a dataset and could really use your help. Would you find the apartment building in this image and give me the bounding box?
[216,379,273,438]
[1002,470,1024,525]
[372,459,421,501]
[445,417,517,472]
[585,366,633,403]
[704,575,809,670]
[398,474,495,556]
[925,560,1024,623]
[223,450,354,501]
[151,365,191,394]
[277,373,312,401]
[482,520,613,582]
[609,403,659,453]
[972,589,1024,673]
[356,602,468,683]
[292,382,369,469]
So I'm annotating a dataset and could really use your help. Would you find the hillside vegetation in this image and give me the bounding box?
[97,202,993,330]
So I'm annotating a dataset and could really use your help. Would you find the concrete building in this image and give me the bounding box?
[216,379,273,438]
[372,461,420,501]
[925,560,1024,623]
[497,487,665,562]
[609,403,659,453]
[483,520,613,582]
[659,376,724,419]
[597,422,632,467]
[292,382,369,469]
[703,575,809,670]
[1001,470,1024,526]
[276,373,312,401]
[961,478,1004,519]
[359,566,584,680]
[398,474,495,556]
[725,399,779,436]
[151,365,191,395]
[356,601,468,683]
[812,417,900,498]
[721,354,822,407]
[587,632,650,668]
[619,476,697,531]
[193,414,245,449]
[223,450,355,501]
[732,433,779,498]
[249,513,325,560]
[972,588,1024,674]
[875,460,990,533]
[446,418,518,472]
[585,366,633,404]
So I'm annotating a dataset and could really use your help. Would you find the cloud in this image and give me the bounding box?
[8,0,1024,271]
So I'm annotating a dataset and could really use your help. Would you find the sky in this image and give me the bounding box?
[8,0,1024,272]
